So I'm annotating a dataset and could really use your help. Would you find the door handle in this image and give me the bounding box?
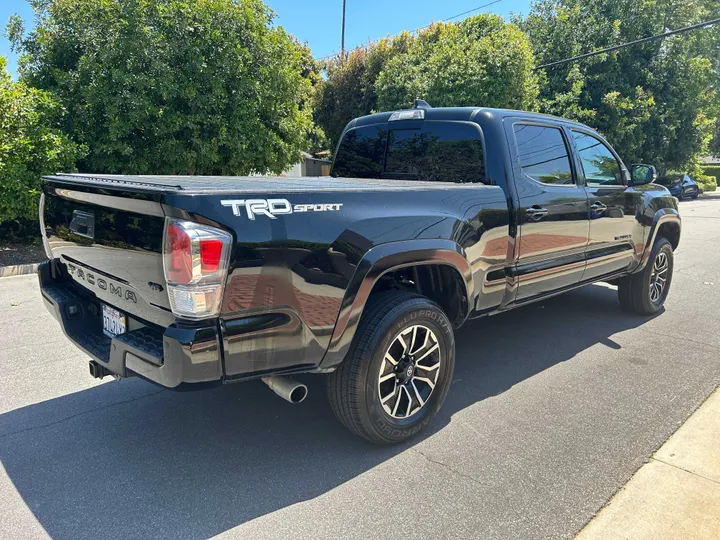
[526,205,548,220]
[590,202,607,211]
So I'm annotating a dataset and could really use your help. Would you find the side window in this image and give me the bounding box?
[513,124,574,185]
[384,122,487,184]
[331,126,387,178]
[572,131,623,186]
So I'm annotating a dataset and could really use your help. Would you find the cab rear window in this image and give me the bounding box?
[331,126,387,178]
[332,121,487,184]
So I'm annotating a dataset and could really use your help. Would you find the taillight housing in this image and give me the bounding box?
[162,217,232,320]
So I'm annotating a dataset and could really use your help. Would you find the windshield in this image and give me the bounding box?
[655,175,682,187]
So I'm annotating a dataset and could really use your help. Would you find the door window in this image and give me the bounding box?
[513,124,574,185]
[573,131,623,187]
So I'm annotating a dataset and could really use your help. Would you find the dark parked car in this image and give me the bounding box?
[38,103,681,443]
[656,174,700,200]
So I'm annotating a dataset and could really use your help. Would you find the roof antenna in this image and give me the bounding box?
[413,99,432,109]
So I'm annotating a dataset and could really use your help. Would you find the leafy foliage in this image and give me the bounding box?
[521,0,720,172]
[0,55,84,225]
[8,0,314,175]
[701,165,720,182]
[709,119,720,158]
[376,15,539,113]
[698,165,719,191]
[314,34,413,149]
[315,15,539,149]
[695,174,716,192]
[5,0,718,185]
[294,38,330,153]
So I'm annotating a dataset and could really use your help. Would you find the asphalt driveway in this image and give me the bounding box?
[1,196,719,540]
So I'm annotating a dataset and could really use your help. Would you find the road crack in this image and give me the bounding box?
[411,447,485,487]
[0,388,166,439]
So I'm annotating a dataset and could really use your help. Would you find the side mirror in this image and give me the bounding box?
[630,164,657,186]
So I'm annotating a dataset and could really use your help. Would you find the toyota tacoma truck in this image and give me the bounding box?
[38,103,680,444]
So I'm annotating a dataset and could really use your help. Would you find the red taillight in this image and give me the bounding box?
[167,223,193,284]
[162,218,232,319]
[200,239,223,273]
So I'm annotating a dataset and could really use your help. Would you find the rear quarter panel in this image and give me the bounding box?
[164,186,508,378]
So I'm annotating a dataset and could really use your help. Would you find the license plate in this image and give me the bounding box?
[102,304,126,337]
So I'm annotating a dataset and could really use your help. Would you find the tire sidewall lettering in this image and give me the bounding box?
[366,302,455,441]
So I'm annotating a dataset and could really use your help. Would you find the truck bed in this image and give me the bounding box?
[44,173,472,194]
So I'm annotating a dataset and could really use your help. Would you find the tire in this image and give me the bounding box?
[618,237,674,315]
[326,291,455,444]
[692,192,699,199]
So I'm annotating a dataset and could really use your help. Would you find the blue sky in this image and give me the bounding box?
[1,0,531,77]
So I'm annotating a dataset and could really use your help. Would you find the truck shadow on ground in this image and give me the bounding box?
[0,283,660,539]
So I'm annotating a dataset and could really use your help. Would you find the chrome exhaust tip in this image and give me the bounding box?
[261,376,308,404]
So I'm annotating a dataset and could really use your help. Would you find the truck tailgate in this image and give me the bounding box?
[41,179,172,327]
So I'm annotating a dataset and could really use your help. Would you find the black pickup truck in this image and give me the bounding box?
[38,104,681,443]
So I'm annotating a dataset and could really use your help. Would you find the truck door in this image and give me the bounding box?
[569,129,640,280]
[507,121,590,302]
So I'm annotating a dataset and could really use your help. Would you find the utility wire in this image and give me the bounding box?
[316,0,505,61]
[536,17,720,70]
[419,0,504,28]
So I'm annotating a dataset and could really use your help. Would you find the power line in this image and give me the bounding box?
[419,0,504,29]
[536,17,720,70]
[316,0,505,62]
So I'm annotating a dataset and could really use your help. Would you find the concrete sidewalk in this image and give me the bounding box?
[577,387,720,539]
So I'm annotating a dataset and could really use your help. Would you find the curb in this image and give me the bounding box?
[576,385,720,539]
[0,263,41,278]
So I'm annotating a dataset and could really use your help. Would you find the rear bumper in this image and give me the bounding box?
[38,261,223,388]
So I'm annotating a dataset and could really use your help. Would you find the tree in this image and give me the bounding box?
[7,0,314,175]
[520,0,720,173]
[314,33,413,149]
[0,55,84,225]
[293,38,330,153]
[376,15,539,113]
[315,15,539,150]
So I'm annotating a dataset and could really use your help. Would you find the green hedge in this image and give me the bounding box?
[696,174,717,192]
[700,166,719,192]
[701,165,720,182]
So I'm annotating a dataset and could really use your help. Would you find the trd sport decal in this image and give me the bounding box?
[220,199,343,220]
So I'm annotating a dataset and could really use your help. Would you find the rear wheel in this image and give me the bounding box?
[326,291,455,444]
[618,237,674,315]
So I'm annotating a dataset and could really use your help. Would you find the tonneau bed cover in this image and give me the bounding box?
[43,173,468,194]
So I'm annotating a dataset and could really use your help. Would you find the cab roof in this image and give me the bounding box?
[348,106,591,132]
